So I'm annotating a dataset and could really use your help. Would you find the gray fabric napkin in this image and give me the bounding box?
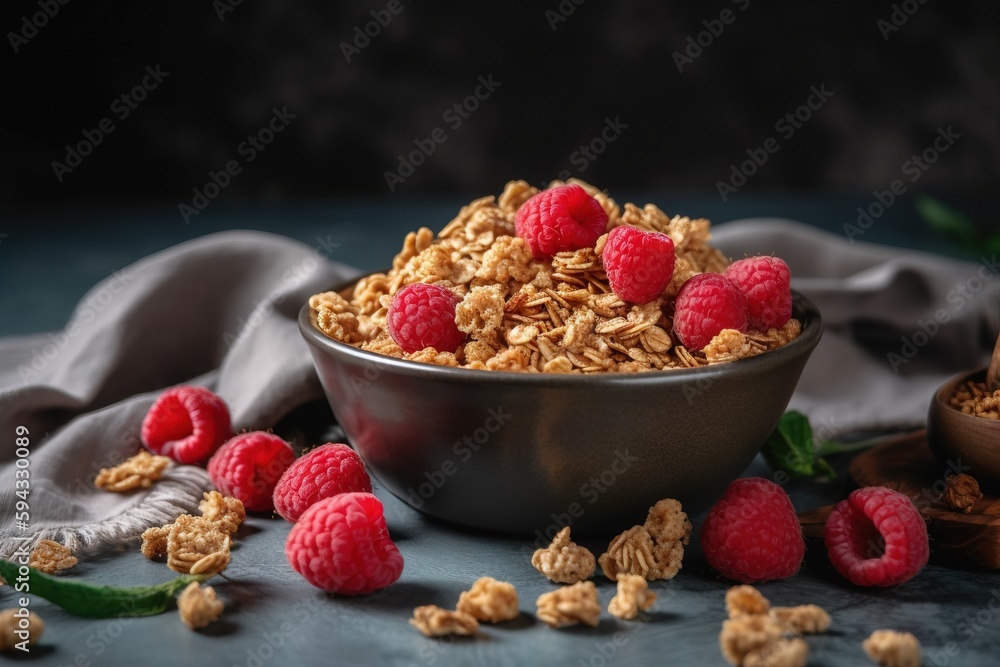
[0,231,357,559]
[1,221,997,558]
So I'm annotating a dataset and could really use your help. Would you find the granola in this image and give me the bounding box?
[94,451,171,492]
[166,515,231,575]
[199,491,246,535]
[607,574,656,620]
[311,180,802,373]
[949,380,1000,419]
[770,605,831,635]
[0,608,44,651]
[177,582,224,630]
[599,497,691,581]
[726,585,770,618]
[862,630,921,667]
[743,638,809,667]
[409,605,479,637]
[29,539,77,575]
[456,577,519,623]
[535,581,601,628]
[720,615,786,666]
[940,473,983,513]
[531,527,596,584]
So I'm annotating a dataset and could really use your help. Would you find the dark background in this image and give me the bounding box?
[3,0,999,213]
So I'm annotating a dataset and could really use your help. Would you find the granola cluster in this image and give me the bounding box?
[310,179,801,373]
[862,630,922,667]
[949,380,1000,419]
[531,527,596,584]
[410,576,519,637]
[535,581,601,628]
[720,585,830,667]
[607,574,656,620]
[940,473,983,513]
[598,498,692,581]
[140,491,244,576]
[94,451,171,492]
[28,539,77,575]
[177,582,224,630]
[0,609,44,651]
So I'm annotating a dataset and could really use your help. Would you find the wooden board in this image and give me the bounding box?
[798,430,1000,570]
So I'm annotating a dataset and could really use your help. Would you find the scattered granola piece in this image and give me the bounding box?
[531,527,596,584]
[456,577,519,623]
[601,499,691,581]
[719,615,785,666]
[770,605,831,634]
[607,574,656,620]
[199,491,246,535]
[410,605,479,637]
[940,473,983,513]
[535,581,601,628]
[0,608,44,651]
[141,525,170,559]
[599,525,657,580]
[94,451,171,492]
[644,498,693,545]
[177,582,224,630]
[862,630,921,667]
[165,515,231,575]
[29,539,77,575]
[725,585,770,618]
[744,638,809,667]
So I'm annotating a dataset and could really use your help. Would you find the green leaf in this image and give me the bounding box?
[916,196,979,248]
[761,411,835,480]
[0,559,205,618]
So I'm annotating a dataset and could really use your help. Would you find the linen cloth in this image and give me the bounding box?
[1,223,997,557]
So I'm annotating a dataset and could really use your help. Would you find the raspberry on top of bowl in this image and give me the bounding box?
[310,179,802,373]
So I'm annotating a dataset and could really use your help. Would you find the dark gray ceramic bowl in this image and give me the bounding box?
[299,288,822,536]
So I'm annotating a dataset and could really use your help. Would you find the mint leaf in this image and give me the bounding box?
[916,195,978,247]
[761,411,835,480]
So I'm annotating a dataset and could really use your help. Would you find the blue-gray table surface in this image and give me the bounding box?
[1,194,997,666]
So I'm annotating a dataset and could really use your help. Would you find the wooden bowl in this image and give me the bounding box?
[928,368,1000,483]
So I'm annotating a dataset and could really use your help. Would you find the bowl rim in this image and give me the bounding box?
[932,366,1000,426]
[299,283,823,386]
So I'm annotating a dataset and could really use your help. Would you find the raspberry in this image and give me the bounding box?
[700,478,805,583]
[285,492,403,594]
[387,283,466,354]
[514,184,608,259]
[824,487,929,587]
[724,256,793,331]
[141,386,232,465]
[602,225,676,304]
[207,431,295,512]
[672,273,749,350]
[273,443,372,523]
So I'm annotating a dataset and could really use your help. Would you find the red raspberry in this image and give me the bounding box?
[602,225,676,304]
[824,487,928,587]
[141,386,232,465]
[207,431,295,512]
[387,283,465,354]
[701,477,805,583]
[273,443,373,523]
[724,256,793,331]
[515,184,608,259]
[285,492,404,594]
[672,273,749,350]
